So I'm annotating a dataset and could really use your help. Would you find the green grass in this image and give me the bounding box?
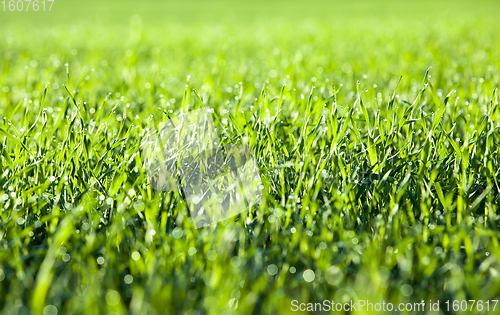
[1,1,500,314]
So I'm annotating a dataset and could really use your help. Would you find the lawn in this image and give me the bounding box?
[0,0,500,314]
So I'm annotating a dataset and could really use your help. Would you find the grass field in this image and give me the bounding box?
[1,0,500,314]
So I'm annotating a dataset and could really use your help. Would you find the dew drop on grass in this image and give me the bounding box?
[188,247,197,256]
[105,290,120,306]
[325,266,343,285]
[124,275,133,284]
[401,284,413,297]
[63,254,71,262]
[207,250,218,261]
[303,269,315,282]
[131,252,140,261]
[43,305,58,315]
[172,228,183,239]
[267,264,278,276]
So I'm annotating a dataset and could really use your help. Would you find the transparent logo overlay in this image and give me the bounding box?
[142,108,262,228]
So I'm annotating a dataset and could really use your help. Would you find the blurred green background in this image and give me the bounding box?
[1,0,498,27]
